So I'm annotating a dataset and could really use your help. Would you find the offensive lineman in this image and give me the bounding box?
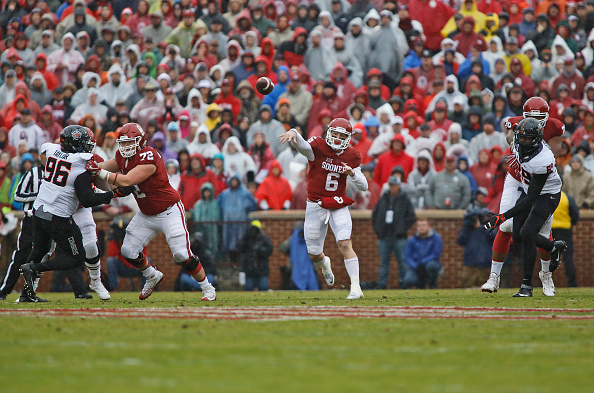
[482,97,565,295]
[85,123,217,301]
[278,119,369,299]
[484,118,566,297]
[20,126,134,300]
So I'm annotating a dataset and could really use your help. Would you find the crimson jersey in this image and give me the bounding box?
[306,137,362,201]
[115,146,181,215]
[504,117,565,182]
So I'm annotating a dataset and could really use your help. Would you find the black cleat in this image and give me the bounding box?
[549,240,567,273]
[0,293,6,300]
[19,263,38,298]
[75,293,93,300]
[15,294,48,303]
[513,284,533,297]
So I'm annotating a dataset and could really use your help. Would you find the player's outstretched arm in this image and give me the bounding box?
[108,164,157,187]
[74,171,116,208]
[343,163,368,192]
[98,159,120,172]
[278,129,314,161]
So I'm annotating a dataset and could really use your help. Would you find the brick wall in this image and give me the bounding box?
[21,210,594,293]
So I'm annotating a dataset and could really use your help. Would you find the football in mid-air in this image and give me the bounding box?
[256,77,274,95]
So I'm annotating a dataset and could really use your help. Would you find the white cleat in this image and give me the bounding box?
[481,273,500,293]
[89,278,111,300]
[201,283,217,301]
[139,270,164,300]
[539,271,555,297]
[316,256,334,286]
[346,285,364,300]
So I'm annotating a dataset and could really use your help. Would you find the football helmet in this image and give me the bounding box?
[85,128,96,153]
[325,118,352,150]
[117,123,147,158]
[523,97,549,128]
[60,125,93,153]
[514,118,544,161]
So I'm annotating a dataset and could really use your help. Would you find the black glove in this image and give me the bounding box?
[482,213,506,232]
[113,186,136,198]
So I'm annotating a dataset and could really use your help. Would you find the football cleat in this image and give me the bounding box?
[201,283,217,301]
[512,284,533,298]
[20,263,39,298]
[89,278,111,300]
[15,293,48,303]
[346,284,364,300]
[0,293,6,300]
[75,293,93,300]
[539,271,555,297]
[549,240,567,273]
[316,256,335,286]
[139,270,164,300]
[481,273,500,293]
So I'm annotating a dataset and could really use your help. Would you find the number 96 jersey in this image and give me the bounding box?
[34,143,93,217]
[307,137,362,201]
[115,146,181,216]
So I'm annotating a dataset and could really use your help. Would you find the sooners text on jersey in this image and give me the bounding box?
[307,137,362,201]
[115,146,180,215]
[505,116,564,182]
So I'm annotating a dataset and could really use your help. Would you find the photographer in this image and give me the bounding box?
[238,220,273,291]
[402,219,443,289]
[457,208,496,288]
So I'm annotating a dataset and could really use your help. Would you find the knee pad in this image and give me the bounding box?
[173,250,190,265]
[182,255,203,275]
[120,242,137,260]
[125,253,147,268]
[85,255,100,265]
[83,242,99,260]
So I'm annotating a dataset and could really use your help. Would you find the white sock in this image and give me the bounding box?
[344,257,359,281]
[141,266,156,278]
[198,276,211,289]
[313,255,326,266]
[541,259,550,273]
[85,261,101,280]
[490,261,504,276]
[33,277,40,291]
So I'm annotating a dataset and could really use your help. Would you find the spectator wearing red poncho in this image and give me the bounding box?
[307,81,348,135]
[350,123,372,165]
[279,27,308,68]
[452,17,488,57]
[469,148,497,189]
[179,154,220,210]
[255,160,293,210]
[39,105,61,143]
[125,0,151,34]
[551,58,586,100]
[427,102,453,142]
[247,56,278,100]
[33,53,58,92]
[408,0,456,51]
[361,68,391,100]
[374,134,415,186]
[215,79,242,121]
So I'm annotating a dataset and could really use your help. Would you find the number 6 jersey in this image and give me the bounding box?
[306,137,362,201]
[34,143,93,217]
[115,146,181,216]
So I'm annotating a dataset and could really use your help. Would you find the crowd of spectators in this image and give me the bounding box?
[3,0,594,269]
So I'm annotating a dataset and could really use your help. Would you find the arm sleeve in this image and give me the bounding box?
[291,130,315,161]
[502,173,548,220]
[350,167,368,191]
[13,170,36,202]
[74,171,114,208]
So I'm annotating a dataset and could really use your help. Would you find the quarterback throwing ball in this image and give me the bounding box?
[279,119,368,299]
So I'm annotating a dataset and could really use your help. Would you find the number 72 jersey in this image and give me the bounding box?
[34,143,93,217]
[306,137,362,201]
[115,146,181,216]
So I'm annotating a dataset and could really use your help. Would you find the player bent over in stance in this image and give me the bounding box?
[20,126,134,300]
[279,119,368,299]
[86,123,216,301]
[483,118,566,297]
[482,97,564,296]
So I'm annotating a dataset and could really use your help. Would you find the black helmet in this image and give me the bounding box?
[514,117,543,161]
[60,125,93,153]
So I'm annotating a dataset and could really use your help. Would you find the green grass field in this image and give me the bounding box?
[1,289,593,393]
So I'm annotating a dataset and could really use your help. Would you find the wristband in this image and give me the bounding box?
[98,169,112,182]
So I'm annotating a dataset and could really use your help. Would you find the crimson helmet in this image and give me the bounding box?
[85,128,96,153]
[117,123,147,158]
[523,97,549,127]
[325,118,352,150]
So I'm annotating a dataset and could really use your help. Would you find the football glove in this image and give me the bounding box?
[113,186,136,198]
[86,158,101,176]
[483,213,506,232]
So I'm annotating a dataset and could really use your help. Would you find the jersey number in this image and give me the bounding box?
[139,151,153,161]
[325,173,340,191]
[43,157,71,187]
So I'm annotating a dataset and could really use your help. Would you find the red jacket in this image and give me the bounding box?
[374,135,415,185]
[35,53,59,91]
[178,155,220,210]
[254,160,293,210]
[215,91,242,121]
[408,0,456,51]
[452,27,487,57]
[350,123,373,165]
